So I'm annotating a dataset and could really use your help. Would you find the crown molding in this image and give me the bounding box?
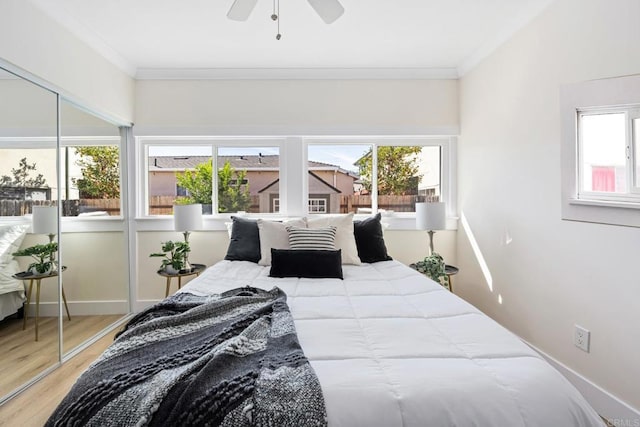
[135,67,459,80]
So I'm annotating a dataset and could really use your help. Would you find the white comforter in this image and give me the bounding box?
[181,260,603,427]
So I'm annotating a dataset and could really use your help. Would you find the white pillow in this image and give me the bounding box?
[305,213,361,265]
[257,218,306,266]
[0,224,30,266]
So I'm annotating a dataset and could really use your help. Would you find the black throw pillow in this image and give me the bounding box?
[353,213,392,263]
[224,216,261,263]
[270,249,343,279]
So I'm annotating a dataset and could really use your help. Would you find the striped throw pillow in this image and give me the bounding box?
[286,225,337,250]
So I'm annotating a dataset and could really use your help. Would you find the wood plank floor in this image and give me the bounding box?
[0,329,118,427]
[0,314,123,398]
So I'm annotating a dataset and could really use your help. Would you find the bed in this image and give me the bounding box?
[0,224,29,321]
[47,214,603,426]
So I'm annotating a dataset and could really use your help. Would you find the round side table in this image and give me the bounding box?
[13,266,71,341]
[156,263,206,297]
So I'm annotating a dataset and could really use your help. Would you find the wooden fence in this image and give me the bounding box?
[339,195,417,213]
[0,199,121,216]
[1,194,420,216]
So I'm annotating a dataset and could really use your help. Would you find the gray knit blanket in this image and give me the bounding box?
[46,287,327,427]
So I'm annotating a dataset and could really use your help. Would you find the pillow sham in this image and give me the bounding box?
[269,249,343,279]
[0,224,30,267]
[286,225,336,250]
[257,218,306,266]
[224,216,261,263]
[353,213,392,263]
[305,213,360,265]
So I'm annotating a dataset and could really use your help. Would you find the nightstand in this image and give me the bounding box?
[156,263,206,297]
[13,266,71,341]
[444,264,459,293]
[408,263,459,293]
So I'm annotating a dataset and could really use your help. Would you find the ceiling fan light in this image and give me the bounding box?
[227,0,258,21]
[306,0,344,24]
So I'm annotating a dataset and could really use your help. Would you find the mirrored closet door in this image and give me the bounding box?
[59,100,129,355]
[0,65,131,403]
[0,67,60,398]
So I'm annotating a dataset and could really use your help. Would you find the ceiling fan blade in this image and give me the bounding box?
[227,0,258,21]
[307,0,344,24]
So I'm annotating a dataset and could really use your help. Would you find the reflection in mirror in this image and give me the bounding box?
[59,100,128,355]
[0,67,60,398]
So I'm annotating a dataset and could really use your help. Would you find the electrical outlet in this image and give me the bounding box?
[574,325,590,352]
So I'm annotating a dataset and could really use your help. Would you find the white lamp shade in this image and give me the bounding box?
[415,202,446,231]
[32,206,58,235]
[174,204,203,232]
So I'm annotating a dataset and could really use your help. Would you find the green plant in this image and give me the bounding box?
[175,160,251,213]
[13,242,58,274]
[413,252,450,290]
[150,240,190,271]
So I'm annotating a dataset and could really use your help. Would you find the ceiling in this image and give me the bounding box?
[29,0,553,79]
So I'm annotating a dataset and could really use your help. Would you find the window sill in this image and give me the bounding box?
[569,198,640,210]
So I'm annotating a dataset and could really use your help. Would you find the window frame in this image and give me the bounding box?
[135,135,457,230]
[560,74,640,228]
[137,136,285,217]
[576,106,640,203]
[303,137,455,219]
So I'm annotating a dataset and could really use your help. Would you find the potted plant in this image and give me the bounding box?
[411,252,450,290]
[150,240,190,274]
[13,242,58,275]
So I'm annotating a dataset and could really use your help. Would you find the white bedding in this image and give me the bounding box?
[181,260,603,426]
[0,259,25,320]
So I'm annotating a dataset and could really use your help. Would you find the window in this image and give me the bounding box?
[308,198,327,213]
[138,136,455,224]
[560,74,640,228]
[143,141,280,215]
[306,140,445,215]
[577,108,640,202]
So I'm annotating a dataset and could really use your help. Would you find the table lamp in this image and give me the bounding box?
[173,204,203,271]
[32,206,58,243]
[415,202,446,255]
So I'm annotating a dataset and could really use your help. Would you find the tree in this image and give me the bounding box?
[0,157,47,188]
[73,147,120,199]
[355,146,423,195]
[217,162,251,213]
[175,160,251,213]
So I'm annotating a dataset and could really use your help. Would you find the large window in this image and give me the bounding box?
[138,137,454,222]
[577,108,640,203]
[145,141,280,215]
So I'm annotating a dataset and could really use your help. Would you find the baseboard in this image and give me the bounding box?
[134,299,161,313]
[25,300,128,317]
[522,339,640,424]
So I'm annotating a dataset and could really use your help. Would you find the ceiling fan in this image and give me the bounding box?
[227,0,345,24]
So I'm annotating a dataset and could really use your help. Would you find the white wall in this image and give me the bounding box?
[457,0,640,414]
[134,79,459,135]
[0,0,134,123]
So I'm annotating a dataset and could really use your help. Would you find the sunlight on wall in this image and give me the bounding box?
[460,211,493,292]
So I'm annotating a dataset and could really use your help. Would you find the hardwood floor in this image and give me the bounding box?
[0,329,118,427]
[0,314,123,399]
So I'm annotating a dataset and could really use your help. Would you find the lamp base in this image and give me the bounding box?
[427,230,436,255]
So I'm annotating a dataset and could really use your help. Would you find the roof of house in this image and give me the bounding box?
[258,171,342,194]
[148,155,358,178]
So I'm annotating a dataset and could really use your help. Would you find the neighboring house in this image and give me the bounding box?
[148,155,358,213]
